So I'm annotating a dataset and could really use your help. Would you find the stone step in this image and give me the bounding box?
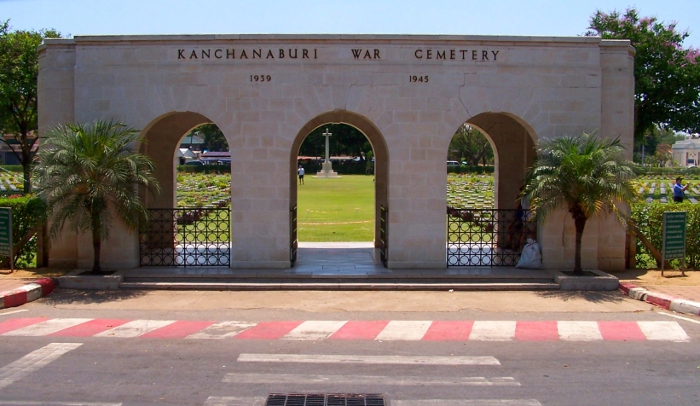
[119,280,560,291]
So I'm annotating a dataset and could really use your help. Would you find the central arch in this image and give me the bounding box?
[290,110,389,265]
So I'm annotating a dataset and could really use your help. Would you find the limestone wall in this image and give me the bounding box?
[38,35,635,271]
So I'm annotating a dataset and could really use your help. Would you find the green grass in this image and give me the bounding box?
[298,175,375,242]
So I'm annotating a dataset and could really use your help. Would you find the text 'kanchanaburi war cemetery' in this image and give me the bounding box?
[38,34,634,276]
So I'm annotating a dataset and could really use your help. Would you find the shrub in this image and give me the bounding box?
[0,195,47,267]
[631,202,700,268]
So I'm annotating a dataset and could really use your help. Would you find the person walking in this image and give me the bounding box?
[298,165,305,185]
[673,176,690,202]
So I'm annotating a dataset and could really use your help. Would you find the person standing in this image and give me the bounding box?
[673,176,690,202]
[298,165,305,185]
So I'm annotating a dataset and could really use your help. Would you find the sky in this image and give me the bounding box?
[1,0,699,48]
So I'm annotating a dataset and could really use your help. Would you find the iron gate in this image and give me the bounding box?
[447,207,535,266]
[380,205,388,267]
[290,205,298,266]
[140,208,230,266]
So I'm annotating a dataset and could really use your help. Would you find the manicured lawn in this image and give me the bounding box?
[297,175,375,242]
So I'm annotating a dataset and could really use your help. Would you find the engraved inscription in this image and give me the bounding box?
[250,75,272,82]
[409,75,429,83]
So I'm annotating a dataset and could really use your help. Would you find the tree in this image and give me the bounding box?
[586,8,700,141]
[185,124,228,152]
[449,124,493,166]
[524,132,638,275]
[34,120,160,273]
[0,20,61,192]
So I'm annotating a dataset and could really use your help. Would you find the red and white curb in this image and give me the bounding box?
[0,318,690,342]
[619,282,700,317]
[0,278,56,310]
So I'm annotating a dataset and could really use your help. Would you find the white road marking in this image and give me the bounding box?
[93,319,175,338]
[204,397,265,406]
[638,321,690,341]
[659,311,700,325]
[0,401,121,405]
[222,373,519,386]
[0,309,28,316]
[394,400,542,406]
[375,320,431,340]
[2,318,92,336]
[0,343,82,390]
[557,321,603,341]
[283,320,347,340]
[186,321,256,339]
[470,321,516,341]
[237,354,500,365]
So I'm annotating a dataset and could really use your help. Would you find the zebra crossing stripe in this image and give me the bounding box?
[0,318,47,335]
[328,320,389,340]
[375,320,432,340]
[93,319,176,338]
[515,321,558,341]
[3,318,92,337]
[140,320,217,339]
[283,320,348,340]
[597,321,646,341]
[470,321,516,341]
[0,343,82,390]
[222,373,519,386]
[394,400,542,406]
[558,321,603,341]
[637,321,690,341]
[237,354,501,366]
[423,321,474,341]
[233,321,303,339]
[186,321,257,340]
[49,319,131,337]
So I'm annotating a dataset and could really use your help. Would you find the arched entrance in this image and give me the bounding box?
[446,113,538,266]
[138,112,231,266]
[290,111,389,267]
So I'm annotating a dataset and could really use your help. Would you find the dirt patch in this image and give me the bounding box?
[609,268,700,287]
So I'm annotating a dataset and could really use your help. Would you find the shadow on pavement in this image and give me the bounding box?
[535,290,626,303]
[43,287,147,305]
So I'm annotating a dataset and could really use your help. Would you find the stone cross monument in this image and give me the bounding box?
[315,128,339,178]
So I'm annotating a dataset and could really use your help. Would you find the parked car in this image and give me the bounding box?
[447,161,460,167]
[185,160,204,166]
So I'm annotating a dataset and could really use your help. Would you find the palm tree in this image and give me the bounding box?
[524,132,638,275]
[34,119,159,273]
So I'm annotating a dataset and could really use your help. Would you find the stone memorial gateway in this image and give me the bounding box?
[38,34,634,272]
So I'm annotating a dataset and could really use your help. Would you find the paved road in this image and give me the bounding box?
[0,289,698,405]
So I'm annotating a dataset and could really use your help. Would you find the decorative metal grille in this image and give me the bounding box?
[290,205,298,266]
[139,208,230,266]
[379,205,388,268]
[447,207,535,266]
[266,393,385,406]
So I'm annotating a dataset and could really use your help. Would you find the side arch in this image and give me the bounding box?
[138,112,215,208]
[465,112,538,211]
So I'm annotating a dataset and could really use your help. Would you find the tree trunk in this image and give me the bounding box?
[573,215,587,276]
[23,163,31,193]
[92,219,101,273]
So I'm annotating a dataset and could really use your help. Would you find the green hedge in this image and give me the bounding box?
[637,166,700,179]
[0,165,24,173]
[0,195,47,267]
[176,164,231,174]
[631,202,700,269]
[448,165,494,174]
